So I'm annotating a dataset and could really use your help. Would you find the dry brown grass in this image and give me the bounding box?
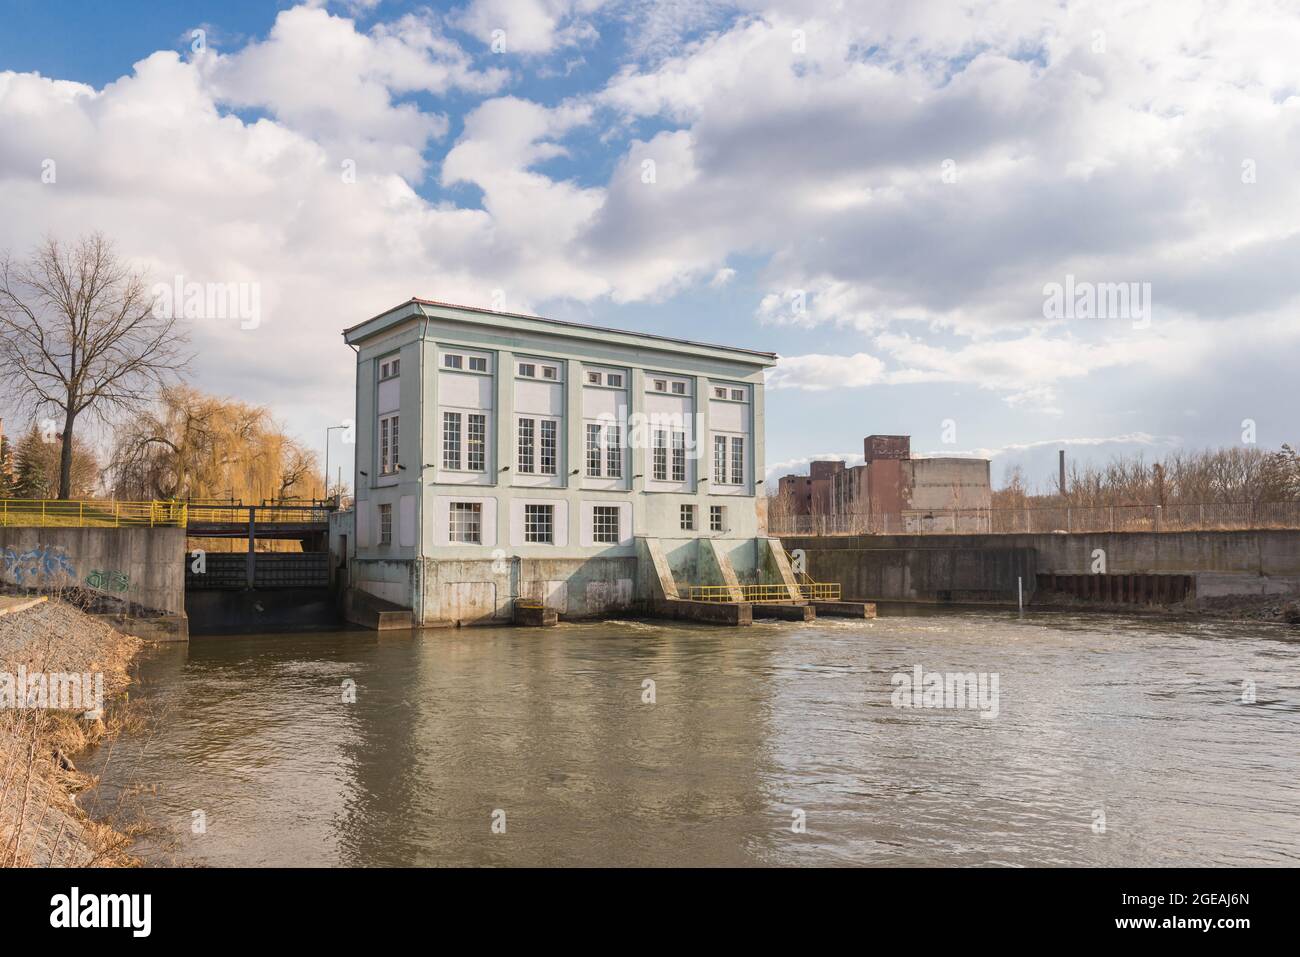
[0,596,148,867]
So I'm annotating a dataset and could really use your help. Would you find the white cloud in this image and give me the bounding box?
[5,0,1300,470]
[452,0,605,55]
[198,5,507,180]
[765,352,887,391]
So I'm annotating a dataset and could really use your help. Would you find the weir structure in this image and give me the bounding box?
[182,501,339,634]
[778,529,1300,609]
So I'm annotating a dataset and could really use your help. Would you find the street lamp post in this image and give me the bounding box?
[324,425,347,505]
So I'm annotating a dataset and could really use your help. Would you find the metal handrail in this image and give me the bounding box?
[685,581,840,603]
[0,499,188,528]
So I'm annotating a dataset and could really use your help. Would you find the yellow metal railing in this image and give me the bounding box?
[0,499,188,528]
[185,504,331,524]
[799,581,840,601]
[685,581,841,603]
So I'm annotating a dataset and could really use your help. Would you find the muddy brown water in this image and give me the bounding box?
[81,609,1300,866]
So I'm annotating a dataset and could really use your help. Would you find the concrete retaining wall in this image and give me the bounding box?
[779,529,1300,603]
[0,525,185,616]
[413,555,639,626]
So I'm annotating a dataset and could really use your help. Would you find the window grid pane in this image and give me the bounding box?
[592,506,620,544]
[524,504,553,543]
[449,502,482,543]
[710,505,724,531]
[540,420,557,474]
[680,504,695,530]
[380,417,390,474]
[653,430,667,481]
[730,436,744,485]
[518,418,535,473]
[713,435,726,484]
[442,412,460,470]
[606,425,622,478]
[466,414,485,472]
[586,423,602,477]
[378,504,392,544]
[671,431,686,482]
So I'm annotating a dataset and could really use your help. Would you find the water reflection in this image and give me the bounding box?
[82,612,1300,866]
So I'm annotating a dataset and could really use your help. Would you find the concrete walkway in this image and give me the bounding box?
[0,595,48,618]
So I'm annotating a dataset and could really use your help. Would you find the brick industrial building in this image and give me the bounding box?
[773,435,991,534]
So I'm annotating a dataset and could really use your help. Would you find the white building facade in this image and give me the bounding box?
[342,298,783,626]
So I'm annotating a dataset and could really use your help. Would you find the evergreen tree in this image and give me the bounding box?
[12,425,52,497]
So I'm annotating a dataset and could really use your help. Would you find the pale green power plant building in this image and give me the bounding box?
[338,297,803,626]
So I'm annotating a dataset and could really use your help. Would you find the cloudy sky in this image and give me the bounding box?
[2,0,1297,489]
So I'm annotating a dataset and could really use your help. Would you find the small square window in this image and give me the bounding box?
[449,502,482,544]
[671,381,687,395]
[524,504,554,544]
[653,379,667,392]
[587,371,602,385]
[542,365,558,380]
[607,374,622,388]
[713,387,727,399]
[518,363,535,377]
[680,504,696,531]
[469,355,488,373]
[592,505,620,544]
[710,505,725,532]
[730,388,745,401]
[443,354,462,369]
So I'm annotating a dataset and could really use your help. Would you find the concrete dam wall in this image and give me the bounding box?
[778,529,1300,604]
[0,525,187,635]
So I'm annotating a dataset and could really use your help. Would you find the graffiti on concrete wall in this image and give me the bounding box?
[84,569,130,592]
[1,544,77,586]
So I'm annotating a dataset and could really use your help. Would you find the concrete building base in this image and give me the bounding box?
[344,588,414,630]
[651,599,753,626]
[812,600,876,618]
[514,602,558,627]
[752,602,815,621]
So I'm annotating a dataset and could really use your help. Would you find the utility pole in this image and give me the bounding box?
[1059,449,1066,498]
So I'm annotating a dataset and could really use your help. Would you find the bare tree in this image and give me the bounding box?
[0,233,188,499]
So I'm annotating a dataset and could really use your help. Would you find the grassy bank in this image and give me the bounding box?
[0,598,144,867]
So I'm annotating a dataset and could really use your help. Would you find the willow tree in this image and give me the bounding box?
[109,385,323,503]
[0,233,188,498]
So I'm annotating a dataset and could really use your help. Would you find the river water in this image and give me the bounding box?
[82,610,1299,867]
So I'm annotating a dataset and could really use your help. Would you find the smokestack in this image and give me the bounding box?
[1059,449,1066,496]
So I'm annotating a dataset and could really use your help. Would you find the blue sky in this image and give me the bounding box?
[2,0,1298,491]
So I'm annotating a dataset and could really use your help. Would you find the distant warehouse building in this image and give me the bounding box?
[338,298,799,626]
[773,435,991,534]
